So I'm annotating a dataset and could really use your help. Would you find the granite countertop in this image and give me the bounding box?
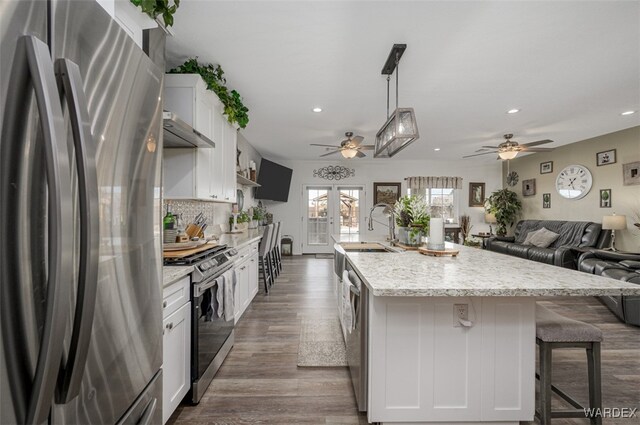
[218,228,263,249]
[163,265,193,288]
[343,241,640,297]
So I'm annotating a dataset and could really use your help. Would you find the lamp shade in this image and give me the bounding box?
[374,108,419,158]
[341,148,358,159]
[498,150,518,160]
[484,213,497,224]
[602,215,626,230]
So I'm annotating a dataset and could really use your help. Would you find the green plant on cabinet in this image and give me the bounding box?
[129,0,180,27]
[169,58,249,129]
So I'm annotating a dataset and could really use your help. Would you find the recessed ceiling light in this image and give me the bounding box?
[312,107,322,113]
[434,148,441,151]
[621,110,636,116]
[507,109,520,114]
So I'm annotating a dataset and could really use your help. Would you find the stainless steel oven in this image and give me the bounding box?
[190,264,235,404]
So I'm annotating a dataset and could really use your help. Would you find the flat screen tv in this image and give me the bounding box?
[254,159,293,202]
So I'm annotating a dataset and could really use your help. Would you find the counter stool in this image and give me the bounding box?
[259,224,274,293]
[535,304,603,425]
[272,222,283,275]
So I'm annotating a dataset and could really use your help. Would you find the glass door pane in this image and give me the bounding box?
[338,188,360,235]
[307,188,330,246]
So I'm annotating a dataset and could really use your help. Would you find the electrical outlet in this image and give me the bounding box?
[453,304,469,327]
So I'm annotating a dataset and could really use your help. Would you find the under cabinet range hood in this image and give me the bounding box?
[163,111,215,148]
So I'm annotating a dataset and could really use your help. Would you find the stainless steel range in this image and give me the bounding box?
[165,245,239,404]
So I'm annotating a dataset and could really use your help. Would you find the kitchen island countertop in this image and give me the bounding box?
[332,234,640,297]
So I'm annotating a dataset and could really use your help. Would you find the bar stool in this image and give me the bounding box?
[535,303,603,425]
[274,222,283,274]
[258,224,274,293]
[269,222,282,278]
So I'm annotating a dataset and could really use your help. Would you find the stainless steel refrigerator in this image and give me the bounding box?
[1,0,164,423]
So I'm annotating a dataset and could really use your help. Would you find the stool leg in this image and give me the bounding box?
[260,256,270,294]
[587,342,602,425]
[539,342,553,425]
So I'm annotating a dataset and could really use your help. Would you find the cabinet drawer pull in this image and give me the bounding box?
[162,301,167,308]
[166,323,173,330]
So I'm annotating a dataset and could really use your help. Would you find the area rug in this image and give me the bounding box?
[297,317,348,367]
[315,253,334,259]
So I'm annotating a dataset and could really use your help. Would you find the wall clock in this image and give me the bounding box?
[555,164,593,199]
[506,171,519,187]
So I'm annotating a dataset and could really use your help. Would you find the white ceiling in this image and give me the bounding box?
[166,1,640,162]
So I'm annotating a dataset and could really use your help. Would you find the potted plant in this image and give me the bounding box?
[229,211,250,231]
[393,195,430,246]
[249,206,264,229]
[485,189,522,236]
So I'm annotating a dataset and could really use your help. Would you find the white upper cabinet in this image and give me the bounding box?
[163,74,237,203]
[96,0,157,48]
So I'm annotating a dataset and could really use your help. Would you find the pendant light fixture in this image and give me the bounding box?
[374,44,420,158]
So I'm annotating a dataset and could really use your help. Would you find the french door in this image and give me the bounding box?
[302,185,365,254]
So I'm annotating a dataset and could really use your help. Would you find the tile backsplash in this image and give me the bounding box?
[163,199,232,235]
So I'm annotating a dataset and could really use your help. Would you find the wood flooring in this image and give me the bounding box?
[168,255,639,425]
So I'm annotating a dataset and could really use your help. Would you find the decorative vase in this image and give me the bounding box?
[249,219,258,229]
[397,226,424,247]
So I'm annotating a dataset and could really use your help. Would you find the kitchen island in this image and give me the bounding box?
[333,235,640,425]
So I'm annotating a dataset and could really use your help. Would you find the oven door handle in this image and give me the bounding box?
[193,264,233,297]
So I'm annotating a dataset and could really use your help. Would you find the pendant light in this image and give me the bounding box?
[374,44,420,158]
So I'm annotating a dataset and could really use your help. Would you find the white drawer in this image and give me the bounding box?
[163,275,190,319]
[235,246,252,263]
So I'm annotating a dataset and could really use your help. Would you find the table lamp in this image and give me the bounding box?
[602,214,626,251]
[485,213,497,235]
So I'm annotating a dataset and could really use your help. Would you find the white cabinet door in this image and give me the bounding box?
[209,101,226,201]
[162,301,191,424]
[233,263,251,323]
[222,121,237,203]
[249,253,259,300]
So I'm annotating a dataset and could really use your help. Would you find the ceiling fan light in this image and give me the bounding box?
[374,108,419,158]
[341,148,358,159]
[498,150,518,160]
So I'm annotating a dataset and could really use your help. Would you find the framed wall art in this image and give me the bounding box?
[374,182,401,205]
[596,149,616,166]
[623,161,640,185]
[540,161,553,174]
[543,193,551,209]
[600,189,611,208]
[522,178,536,196]
[468,182,485,207]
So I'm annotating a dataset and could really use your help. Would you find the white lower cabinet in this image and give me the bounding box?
[233,242,260,323]
[368,296,535,424]
[162,277,192,424]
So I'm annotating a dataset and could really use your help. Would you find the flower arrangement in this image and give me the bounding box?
[393,195,430,245]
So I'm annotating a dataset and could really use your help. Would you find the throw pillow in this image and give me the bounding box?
[522,229,541,245]
[528,227,560,248]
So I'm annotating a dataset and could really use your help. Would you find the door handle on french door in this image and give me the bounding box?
[0,35,73,425]
[54,58,100,403]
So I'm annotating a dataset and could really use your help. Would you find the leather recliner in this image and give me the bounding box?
[578,250,640,326]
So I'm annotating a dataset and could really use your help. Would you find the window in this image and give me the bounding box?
[408,188,459,223]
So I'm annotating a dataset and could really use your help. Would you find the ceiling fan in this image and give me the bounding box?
[463,134,555,160]
[310,132,375,158]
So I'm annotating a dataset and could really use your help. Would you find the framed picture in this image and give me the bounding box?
[468,182,485,207]
[543,193,551,209]
[623,161,640,185]
[599,189,611,208]
[522,178,536,196]
[540,161,553,174]
[373,182,401,204]
[596,149,616,166]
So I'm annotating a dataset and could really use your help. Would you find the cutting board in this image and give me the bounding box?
[163,242,219,259]
[418,247,459,257]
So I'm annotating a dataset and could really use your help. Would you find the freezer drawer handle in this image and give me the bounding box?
[0,35,74,425]
[54,58,101,404]
[137,397,157,425]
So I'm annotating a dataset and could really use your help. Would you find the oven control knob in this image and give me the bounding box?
[228,249,238,256]
[200,262,210,271]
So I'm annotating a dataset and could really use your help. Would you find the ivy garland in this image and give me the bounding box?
[130,0,180,27]
[169,58,250,129]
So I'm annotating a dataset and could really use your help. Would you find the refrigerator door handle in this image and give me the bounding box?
[0,35,74,425]
[136,398,157,425]
[54,58,100,403]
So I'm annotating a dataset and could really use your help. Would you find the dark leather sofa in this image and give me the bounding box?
[485,220,610,268]
[578,250,640,326]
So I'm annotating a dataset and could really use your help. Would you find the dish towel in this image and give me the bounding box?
[223,269,237,322]
[214,276,224,318]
